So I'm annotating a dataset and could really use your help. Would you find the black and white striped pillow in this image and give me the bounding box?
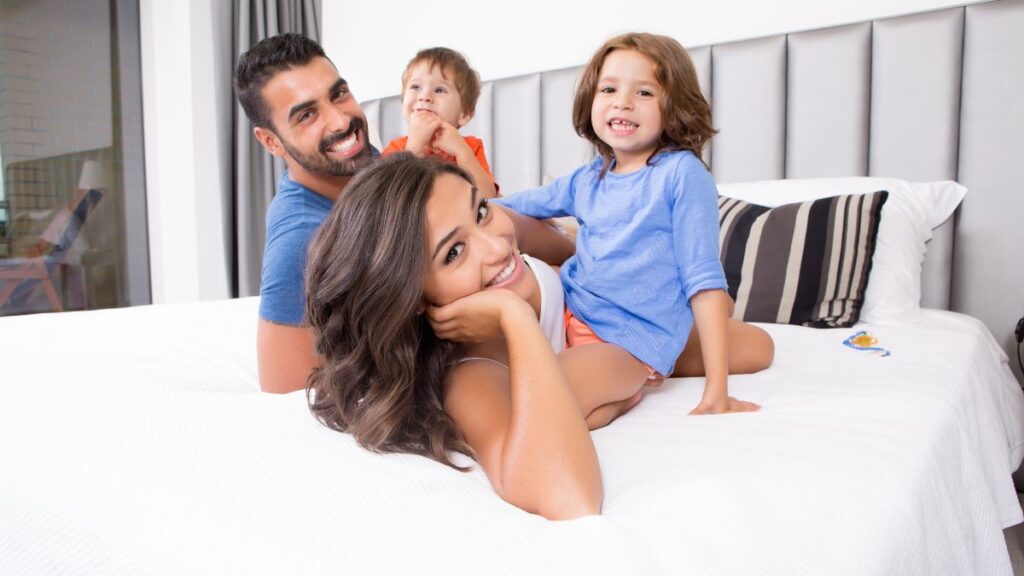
[717,191,888,327]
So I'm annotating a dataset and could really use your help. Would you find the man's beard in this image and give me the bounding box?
[280,116,374,177]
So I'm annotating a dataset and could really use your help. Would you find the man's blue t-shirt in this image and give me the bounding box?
[258,171,334,325]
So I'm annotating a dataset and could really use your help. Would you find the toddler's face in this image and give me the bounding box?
[590,49,664,172]
[402,63,470,128]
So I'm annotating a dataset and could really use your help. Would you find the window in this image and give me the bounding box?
[0,0,148,315]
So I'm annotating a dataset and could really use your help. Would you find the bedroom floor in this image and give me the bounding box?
[1007,493,1024,575]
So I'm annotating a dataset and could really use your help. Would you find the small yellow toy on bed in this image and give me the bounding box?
[843,331,891,357]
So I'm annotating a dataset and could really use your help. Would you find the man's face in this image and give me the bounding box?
[258,57,374,178]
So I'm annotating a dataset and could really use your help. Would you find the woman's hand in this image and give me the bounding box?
[426,289,531,343]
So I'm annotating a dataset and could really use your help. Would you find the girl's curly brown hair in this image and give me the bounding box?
[573,32,717,173]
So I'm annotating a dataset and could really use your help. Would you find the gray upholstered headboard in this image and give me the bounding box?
[362,0,1024,372]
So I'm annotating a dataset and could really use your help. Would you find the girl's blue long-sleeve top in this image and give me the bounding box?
[495,150,728,374]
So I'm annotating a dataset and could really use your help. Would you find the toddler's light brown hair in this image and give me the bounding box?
[402,47,481,118]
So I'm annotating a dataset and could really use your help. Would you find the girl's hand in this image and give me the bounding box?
[406,111,443,156]
[426,289,531,344]
[689,395,760,415]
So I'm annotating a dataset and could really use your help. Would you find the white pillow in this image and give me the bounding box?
[716,178,966,325]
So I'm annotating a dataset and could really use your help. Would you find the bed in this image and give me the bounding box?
[1,293,1022,574]
[4,2,1024,574]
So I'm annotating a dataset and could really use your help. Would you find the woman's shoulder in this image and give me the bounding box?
[443,356,511,416]
[445,345,510,389]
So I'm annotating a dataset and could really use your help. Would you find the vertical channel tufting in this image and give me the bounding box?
[956,0,1024,377]
[492,74,542,193]
[869,8,964,180]
[461,82,494,167]
[710,36,787,183]
[540,66,591,186]
[378,96,404,149]
[689,46,713,167]
[870,7,964,310]
[360,99,381,151]
[786,23,871,178]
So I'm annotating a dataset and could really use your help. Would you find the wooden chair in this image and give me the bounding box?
[0,188,104,314]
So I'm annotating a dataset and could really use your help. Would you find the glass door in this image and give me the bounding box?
[0,0,149,315]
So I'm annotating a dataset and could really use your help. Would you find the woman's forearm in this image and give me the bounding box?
[497,301,603,519]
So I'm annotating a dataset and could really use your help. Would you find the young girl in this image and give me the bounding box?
[495,33,773,414]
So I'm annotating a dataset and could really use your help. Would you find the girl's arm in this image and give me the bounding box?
[492,170,581,266]
[502,207,575,266]
[688,289,757,414]
[429,290,602,520]
[670,157,758,414]
[492,170,577,220]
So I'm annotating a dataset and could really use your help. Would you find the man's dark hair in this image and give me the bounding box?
[235,33,329,130]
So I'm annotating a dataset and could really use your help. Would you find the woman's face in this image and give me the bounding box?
[422,172,534,308]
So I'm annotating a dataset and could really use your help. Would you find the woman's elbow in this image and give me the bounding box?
[501,485,603,521]
[536,496,602,521]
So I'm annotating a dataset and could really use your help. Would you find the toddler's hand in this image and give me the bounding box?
[426,289,529,344]
[406,111,443,156]
[430,121,472,161]
[689,395,760,416]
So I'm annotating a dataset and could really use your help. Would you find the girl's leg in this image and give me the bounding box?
[584,389,643,430]
[559,343,650,429]
[671,319,774,378]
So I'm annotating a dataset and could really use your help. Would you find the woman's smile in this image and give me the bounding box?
[486,252,525,289]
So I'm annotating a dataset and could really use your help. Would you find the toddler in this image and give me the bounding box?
[383,47,497,198]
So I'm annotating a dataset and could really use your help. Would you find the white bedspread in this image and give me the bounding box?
[1,298,1022,575]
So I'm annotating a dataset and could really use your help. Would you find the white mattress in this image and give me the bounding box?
[1,298,1022,575]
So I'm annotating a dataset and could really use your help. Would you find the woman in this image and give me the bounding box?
[304,153,772,520]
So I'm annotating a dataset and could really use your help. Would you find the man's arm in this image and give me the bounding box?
[257,319,320,394]
[502,208,575,266]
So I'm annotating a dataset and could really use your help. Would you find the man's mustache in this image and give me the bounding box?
[320,117,365,154]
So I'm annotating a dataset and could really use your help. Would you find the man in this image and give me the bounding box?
[237,34,573,393]
[236,33,375,393]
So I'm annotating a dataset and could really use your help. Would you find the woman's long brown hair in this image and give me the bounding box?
[305,153,474,469]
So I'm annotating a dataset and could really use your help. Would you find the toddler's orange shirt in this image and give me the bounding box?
[382,135,497,190]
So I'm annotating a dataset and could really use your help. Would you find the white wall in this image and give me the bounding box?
[323,0,986,102]
[139,0,231,304]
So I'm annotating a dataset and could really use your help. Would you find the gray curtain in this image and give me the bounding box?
[232,0,321,297]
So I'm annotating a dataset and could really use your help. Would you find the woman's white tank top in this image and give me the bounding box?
[522,254,565,353]
[454,254,565,370]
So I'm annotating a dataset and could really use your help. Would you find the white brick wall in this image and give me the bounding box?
[0,0,112,167]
